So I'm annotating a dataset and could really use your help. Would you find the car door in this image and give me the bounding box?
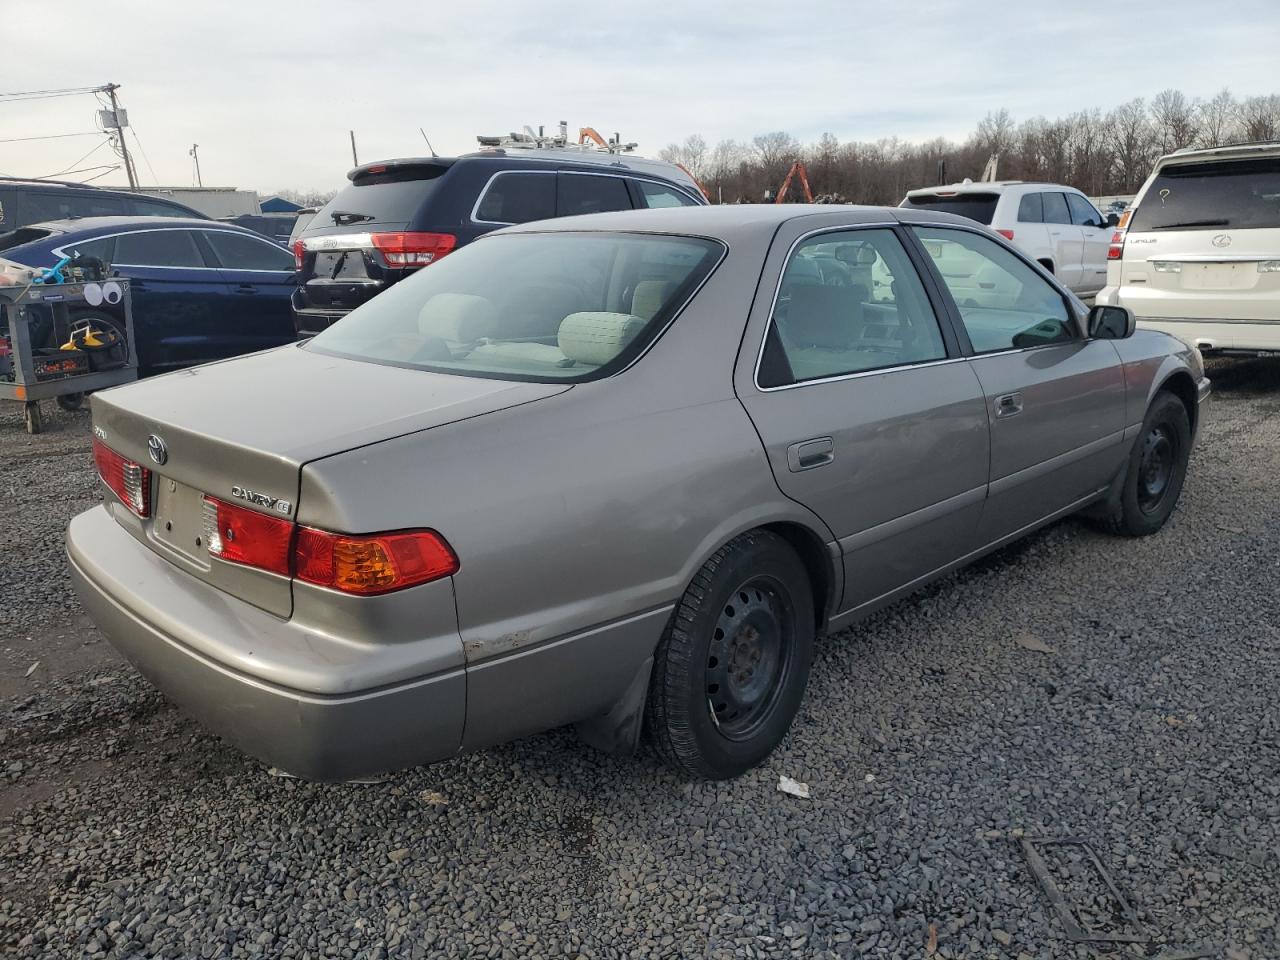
[736,220,990,613]
[111,228,228,372]
[1041,191,1085,291]
[1066,192,1111,294]
[199,228,298,354]
[909,225,1127,545]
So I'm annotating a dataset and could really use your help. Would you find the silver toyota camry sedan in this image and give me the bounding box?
[67,205,1210,781]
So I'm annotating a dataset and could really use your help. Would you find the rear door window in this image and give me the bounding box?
[1128,157,1280,231]
[114,230,207,267]
[1066,193,1103,227]
[1041,192,1072,225]
[899,193,999,224]
[557,174,632,217]
[474,172,556,224]
[22,191,127,222]
[1017,193,1044,222]
[203,230,295,270]
[635,180,700,208]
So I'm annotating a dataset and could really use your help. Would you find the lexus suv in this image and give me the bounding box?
[1097,141,1280,355]
[901,181,1116,297]
[291,150,706,335]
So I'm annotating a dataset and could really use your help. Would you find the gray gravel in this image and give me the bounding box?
[2,361,1278,959]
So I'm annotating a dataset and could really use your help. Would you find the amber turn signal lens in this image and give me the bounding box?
[294,528,458,595]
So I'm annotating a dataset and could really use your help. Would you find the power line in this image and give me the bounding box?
[32,163,120,181]
[45,138,111,178]
[0,131,101,144]
[77,166,123,184]
[130,127,160,186]
[0,84,105,100]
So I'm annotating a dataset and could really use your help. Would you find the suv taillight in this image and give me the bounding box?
[292,238,305,270]
[201,494,459,594]
[995,229,1015,241]
[1107,230,1126,260]
[369,232,457,268]
[93,437,151,517]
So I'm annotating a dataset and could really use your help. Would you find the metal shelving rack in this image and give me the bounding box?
[0,280,138,433]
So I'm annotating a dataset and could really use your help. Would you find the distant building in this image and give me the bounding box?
[259,195,303,214]
[135,186,260,218]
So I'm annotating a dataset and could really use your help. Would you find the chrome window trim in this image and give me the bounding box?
[469,169,703,226]
[53,226,293,273]
[752,221,956,393]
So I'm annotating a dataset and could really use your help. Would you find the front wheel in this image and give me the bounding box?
[1104,391,1192,537]
[646,530,814,780]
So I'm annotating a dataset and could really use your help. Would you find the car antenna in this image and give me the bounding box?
[419,128,438,158]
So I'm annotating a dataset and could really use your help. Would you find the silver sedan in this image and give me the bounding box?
[67,204,1210,780]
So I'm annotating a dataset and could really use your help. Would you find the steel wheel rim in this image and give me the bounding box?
[704,575,795,741]
[1138,424,1177,514]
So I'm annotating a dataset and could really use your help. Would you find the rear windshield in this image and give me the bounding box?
[0,227,52,251]
[1129,157,1280,231]
[900,192,999,224]
[306,232,723,382]
[313,165,451,228]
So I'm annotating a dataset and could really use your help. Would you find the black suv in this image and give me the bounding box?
[0,178,205,230]
[291,151,706,335]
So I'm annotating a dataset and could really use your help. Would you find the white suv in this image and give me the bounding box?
[900,181,1114,296]
[1097,142,1280,355]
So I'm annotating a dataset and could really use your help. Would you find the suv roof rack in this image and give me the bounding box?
[476,121,638,155]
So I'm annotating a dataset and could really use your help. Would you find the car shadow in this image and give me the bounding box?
[1204,356,1280,398]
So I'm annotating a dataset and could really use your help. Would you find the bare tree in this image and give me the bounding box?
[752,131,801,191]
[658,134,709,181]
[1198,88,1237,147]
[1237,94,1280,142]
[1107,98,1158,191]
[1150,89,1200,152]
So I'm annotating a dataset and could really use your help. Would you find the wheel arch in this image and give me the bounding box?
[1036,257,1055,274]
[759,520,839,634]
[1155,369,1199,436]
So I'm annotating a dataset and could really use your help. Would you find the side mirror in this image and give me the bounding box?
[1088,304,1135,340]
[1106,212,1120,227]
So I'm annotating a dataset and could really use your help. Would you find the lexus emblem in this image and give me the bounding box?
[1211,234,1232,248]
[147,434,168,465]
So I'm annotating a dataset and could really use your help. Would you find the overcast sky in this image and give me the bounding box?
[4,0,1278,195]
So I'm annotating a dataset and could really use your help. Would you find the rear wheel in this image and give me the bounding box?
[646,530,814,780]
[1103,391,1191,536]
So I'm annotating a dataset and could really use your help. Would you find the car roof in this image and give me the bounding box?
[1158,140,1280,167]
[20,216,244,236]
[496,203,979,241]
[904,181,1080,197]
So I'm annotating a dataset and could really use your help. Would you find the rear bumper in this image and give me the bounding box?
[67,507,465,781]
[1136,317,1280,354]
[290,288,351,337]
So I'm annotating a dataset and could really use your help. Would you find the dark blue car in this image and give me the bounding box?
[0,217,297,374]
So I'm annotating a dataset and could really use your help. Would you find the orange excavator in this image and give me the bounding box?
[774,161,814,204]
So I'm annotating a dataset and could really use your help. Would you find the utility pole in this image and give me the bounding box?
[349,130,358,166]
[189,143,203,187]
[103,83,139,190]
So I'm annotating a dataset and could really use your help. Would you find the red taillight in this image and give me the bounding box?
[93,437,150,517]
[202,496,293,576]
[292,238,305,270]
[1107,230,1126,260]
[369,231,456,268]
[295,527,458,595]
[995,229,1015,241]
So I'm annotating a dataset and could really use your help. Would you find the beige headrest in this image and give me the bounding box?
[630,280,675,320]
[417,293,496,343]
[558,312,647,366]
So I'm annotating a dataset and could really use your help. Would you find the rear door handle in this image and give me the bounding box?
[787,437,834,472]
[234,283,256,294]
[995,393,1024,419]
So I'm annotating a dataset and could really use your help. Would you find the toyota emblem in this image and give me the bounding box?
[147,434,168,465]
[1211,234,1232,248]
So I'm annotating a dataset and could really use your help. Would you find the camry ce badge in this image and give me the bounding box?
[147,434,168,465]
[1212,234,1232,248]
[230,485,293,516]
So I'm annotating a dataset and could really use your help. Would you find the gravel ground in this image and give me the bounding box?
[1,361,1277,960]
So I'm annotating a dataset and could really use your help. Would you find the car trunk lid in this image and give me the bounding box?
[90,344,568,617]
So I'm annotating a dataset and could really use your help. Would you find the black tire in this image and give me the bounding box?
[646,530,814,780]
[1103,391,1192,537]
